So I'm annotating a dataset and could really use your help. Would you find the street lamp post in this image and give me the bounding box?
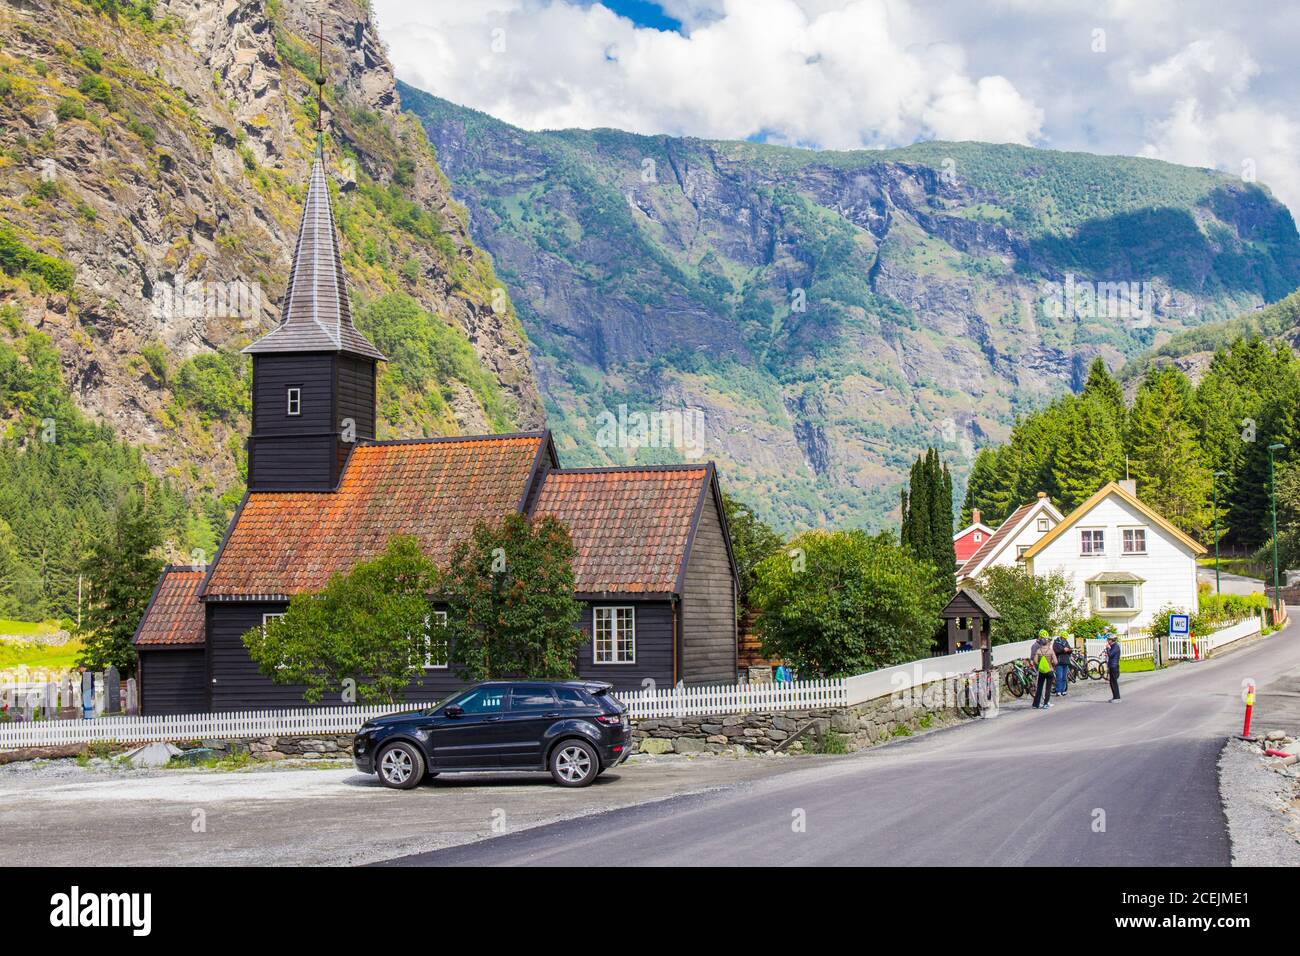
[1268,443,1286,619]
[1212,470,1226,595]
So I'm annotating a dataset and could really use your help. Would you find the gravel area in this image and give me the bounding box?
[1218,737,1300,866]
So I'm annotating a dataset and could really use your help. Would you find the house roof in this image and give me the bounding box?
[941,586,1001,619]
[958,496,1063,579]
[531,464,718,596]
[201,433,549,599]
[1021,481,1206,560]
[133,568,206,647]
[243,142,384,361]
[953,521,993,541]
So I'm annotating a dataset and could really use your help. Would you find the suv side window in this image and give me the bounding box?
[454,687,506,715]
[555,687,594,708]
[508,686,557,711]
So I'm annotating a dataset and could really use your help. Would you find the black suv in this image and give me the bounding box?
[353,680,632,789]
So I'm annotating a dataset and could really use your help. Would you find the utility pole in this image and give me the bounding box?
[1268,443,1286,619]
[1212,470,1225,595]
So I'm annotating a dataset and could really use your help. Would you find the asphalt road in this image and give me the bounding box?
[381,622,1300,867]
[1196,567,1267,596]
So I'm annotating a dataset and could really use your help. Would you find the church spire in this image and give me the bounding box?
[244,16,383,362]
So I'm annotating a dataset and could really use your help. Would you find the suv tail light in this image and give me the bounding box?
[595,714,625,726]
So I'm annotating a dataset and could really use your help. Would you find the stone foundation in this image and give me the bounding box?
[181,735,355,762]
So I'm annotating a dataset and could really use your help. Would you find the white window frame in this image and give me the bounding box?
[1037,517,1050,532]
[423,610,448,669]
[1091,582,1141,616]
[1121,527,1148,555]
[1079,528,1105,556]
[593,606,636,664]
[286,386,301,416]
[1016,545,1030,558]
[973,532,982,543]
[263,613,288,670]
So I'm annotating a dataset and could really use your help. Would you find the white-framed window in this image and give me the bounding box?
[263,613,288,669]
[1122,528,1147,555]
[1037,517,1050,532]
[973,532,982,543]
[1016,545,1030,558]
[1093,583,1140,613]
[286,386,301,416]
[593,606,635,664]
[423,610,448,669]
[1080,529,1105,555]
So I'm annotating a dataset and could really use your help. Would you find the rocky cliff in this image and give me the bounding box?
[0,0,542,521]
[405,87,1300,531]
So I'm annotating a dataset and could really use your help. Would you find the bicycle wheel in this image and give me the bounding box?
[1067,662,1080,683]
[1006,671,1025,698]
[1088,658,1104,680]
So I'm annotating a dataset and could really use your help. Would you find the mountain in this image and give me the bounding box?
[403,84,1300,532]
[1122,287,1300,387]
[0,0,541,618]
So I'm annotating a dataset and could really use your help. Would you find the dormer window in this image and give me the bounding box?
[973,532,982,543]
[286,387,301,416]
[1037,517,1050,532]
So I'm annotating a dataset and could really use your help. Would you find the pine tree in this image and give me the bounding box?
[1082,357,1126,430]
[77,494,164,675]
[1050,395,1123,510]
[1128,367,1213,536]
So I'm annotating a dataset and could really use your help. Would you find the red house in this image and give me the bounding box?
[953,508,994,563]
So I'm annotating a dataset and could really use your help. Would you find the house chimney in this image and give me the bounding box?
[1118,479,1137,495]
[972,508,981,525]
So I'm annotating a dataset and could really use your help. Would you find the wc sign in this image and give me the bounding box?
[1169,614,1190,636]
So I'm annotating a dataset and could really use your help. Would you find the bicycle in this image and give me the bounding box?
[1067,655,1089,682]
[1087,655,1109,680]
[1004,659,1037,698]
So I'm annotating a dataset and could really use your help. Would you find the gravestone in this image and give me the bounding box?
[105,667,121,714]
[59,676,80,719]
[81,671,94,719]
[124,678,138,716]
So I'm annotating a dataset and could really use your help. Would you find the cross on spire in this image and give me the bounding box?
[313,14,327,148]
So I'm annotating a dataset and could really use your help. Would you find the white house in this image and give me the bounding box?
[1021,480,1205,634]
[958,492,1064,582]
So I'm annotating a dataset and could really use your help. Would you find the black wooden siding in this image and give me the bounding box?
[251,354,333,435]
[680,490,738,683]
[335,355,376,441]
[575,600,675,691]
[139,649,207,715]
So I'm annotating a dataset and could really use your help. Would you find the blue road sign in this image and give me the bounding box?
[1169,613,1190,636]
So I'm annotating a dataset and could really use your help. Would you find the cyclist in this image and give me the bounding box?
[1030,631,1057,709]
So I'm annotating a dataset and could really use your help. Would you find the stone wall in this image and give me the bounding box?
[182,735,355,762]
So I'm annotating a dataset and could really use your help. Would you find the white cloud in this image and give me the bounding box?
[372,0,1300,225]
[374,0,1045,148]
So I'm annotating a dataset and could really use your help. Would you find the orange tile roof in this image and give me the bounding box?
[532,466,710,595]
[134,569,206,646]
[203,434,546,598]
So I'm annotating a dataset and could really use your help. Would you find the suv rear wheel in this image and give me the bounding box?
[377,741,424,790]
[549,739,599,787]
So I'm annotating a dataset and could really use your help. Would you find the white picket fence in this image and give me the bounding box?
[615,679,846,719]
[0,705,399,750]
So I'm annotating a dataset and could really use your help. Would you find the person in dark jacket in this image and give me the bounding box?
[1105,634,1122,701]
[1052,634,1072,696]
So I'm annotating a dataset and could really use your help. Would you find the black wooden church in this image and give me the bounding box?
[131,139,740,714]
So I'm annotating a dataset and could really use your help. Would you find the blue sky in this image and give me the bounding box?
[373,0,1300,220]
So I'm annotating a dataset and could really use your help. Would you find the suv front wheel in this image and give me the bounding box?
[377,741,425,790]
[549,739,599,787]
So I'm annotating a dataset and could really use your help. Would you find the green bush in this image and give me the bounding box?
[172,351,248,422]
[79,47,104,72]
[1068,615,1111,641]
[55,98,86,122]
[0,74,12,98]
[1197,590,1268,627]
[77,73,114,109]
[1148,604,1202,641]
[0,225,75,292]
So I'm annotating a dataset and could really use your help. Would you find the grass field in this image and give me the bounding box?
[1196,557,1268,579]
[1119,659,1156,673]
[0,618,61,638]
[0,636,84,671]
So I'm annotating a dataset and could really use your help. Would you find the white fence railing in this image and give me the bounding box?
[615,679,846,719]
[0,705,398,750]
[844,639,1036,705]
